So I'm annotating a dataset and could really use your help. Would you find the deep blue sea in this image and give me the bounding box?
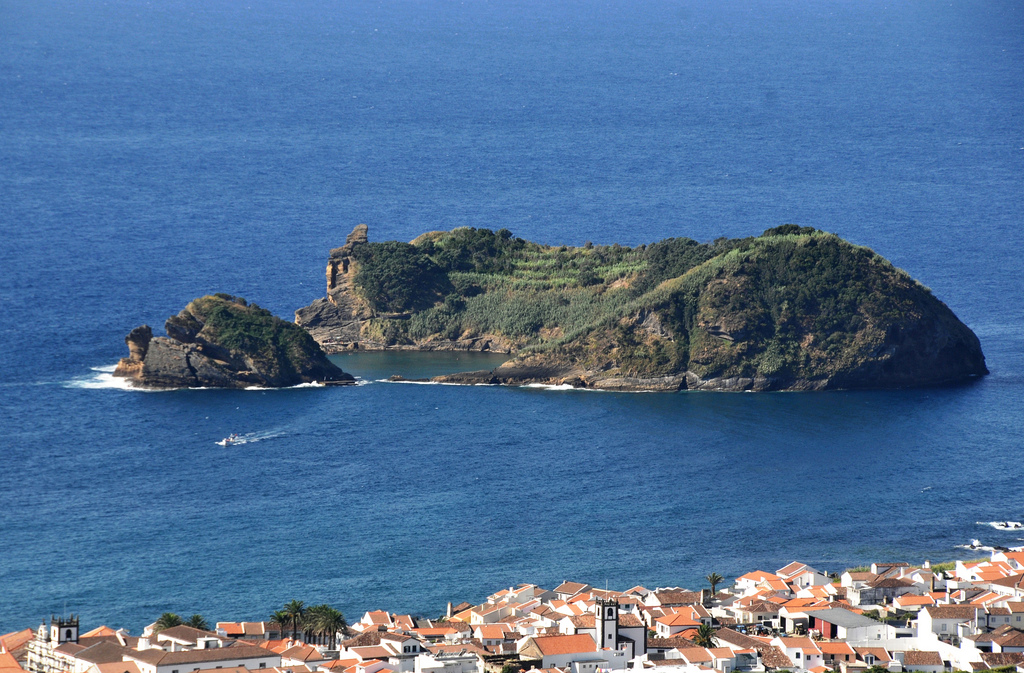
[1,0,1023,634]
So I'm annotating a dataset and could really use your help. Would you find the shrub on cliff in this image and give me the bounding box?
[188,295,332,379]
[350,241,452,313]
[419,227,526,275]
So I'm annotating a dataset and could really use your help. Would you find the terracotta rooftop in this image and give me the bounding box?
[924,605,982,619]
[529,634,596,656]
[980,652,1024,667]
[553,582,591,597]
[651,591,703,606]
[127,643,276,666]
[902,651,943,666]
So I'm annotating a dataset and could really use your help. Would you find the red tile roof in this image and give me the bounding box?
[531,634,596,656]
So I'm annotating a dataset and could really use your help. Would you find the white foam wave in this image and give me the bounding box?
[955,539,996,552]
[378,379,463,386]
[66,369,162,392]
[521,383,581,391]
[241,381,324,390]
[68,366,345,392]
[519,383,612,392]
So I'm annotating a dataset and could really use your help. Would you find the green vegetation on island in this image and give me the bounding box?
[298,224,987,391]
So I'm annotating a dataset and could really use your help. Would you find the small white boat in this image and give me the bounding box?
[217,433,241,446]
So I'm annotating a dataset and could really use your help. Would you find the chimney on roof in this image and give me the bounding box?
[447,603,453,619]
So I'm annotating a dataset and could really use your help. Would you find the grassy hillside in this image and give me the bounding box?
[336,225,984,389]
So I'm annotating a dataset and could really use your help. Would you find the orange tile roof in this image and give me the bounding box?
[854,647,892,663]
[895,595,935,606]
[0,652,23,672]
[818,642,856,655]
[777,562,812,578]
[678,648,713,663]
[411,628,458,637]
[80,626,118,638]
[476,625,510,639]
[0,630,34,654]
[532,634,596,656]
[738,571,782,583]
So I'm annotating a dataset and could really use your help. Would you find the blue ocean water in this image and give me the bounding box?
[1,0,1023,633]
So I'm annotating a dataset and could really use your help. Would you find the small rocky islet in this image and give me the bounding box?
[115,225,987,391]
[114,294,354,389]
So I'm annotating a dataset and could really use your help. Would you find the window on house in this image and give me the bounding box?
[941,624,947,632]
[796,653,801,659]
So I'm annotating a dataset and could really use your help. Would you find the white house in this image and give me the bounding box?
[734,572,783,596]
[776,563,830,589]
[917,605,985,638]
[771,637,822,671]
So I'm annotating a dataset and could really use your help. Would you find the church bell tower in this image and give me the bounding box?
[50,615,79,645]
[595,598,618,649]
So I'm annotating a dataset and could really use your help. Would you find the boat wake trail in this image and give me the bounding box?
[977,521,1024,531]
[216,430,285,447]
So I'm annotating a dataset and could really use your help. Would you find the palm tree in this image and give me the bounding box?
[706,572,724,597]
[185,614,209,631]
[305,604,328,645]
[693,623,718,649]
[154,612,183,633]
[270,610,290,639]
[284,600,306,641]
[317,606,347,649]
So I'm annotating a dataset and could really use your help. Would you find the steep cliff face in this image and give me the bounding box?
[294,224,373,348]
[295,224,514,353]
[115,294,354,388]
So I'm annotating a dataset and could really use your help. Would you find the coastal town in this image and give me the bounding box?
[4,553,1024,673]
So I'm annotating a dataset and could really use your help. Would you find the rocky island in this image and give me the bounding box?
[115,294,354,388]
[296,225,986,392]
